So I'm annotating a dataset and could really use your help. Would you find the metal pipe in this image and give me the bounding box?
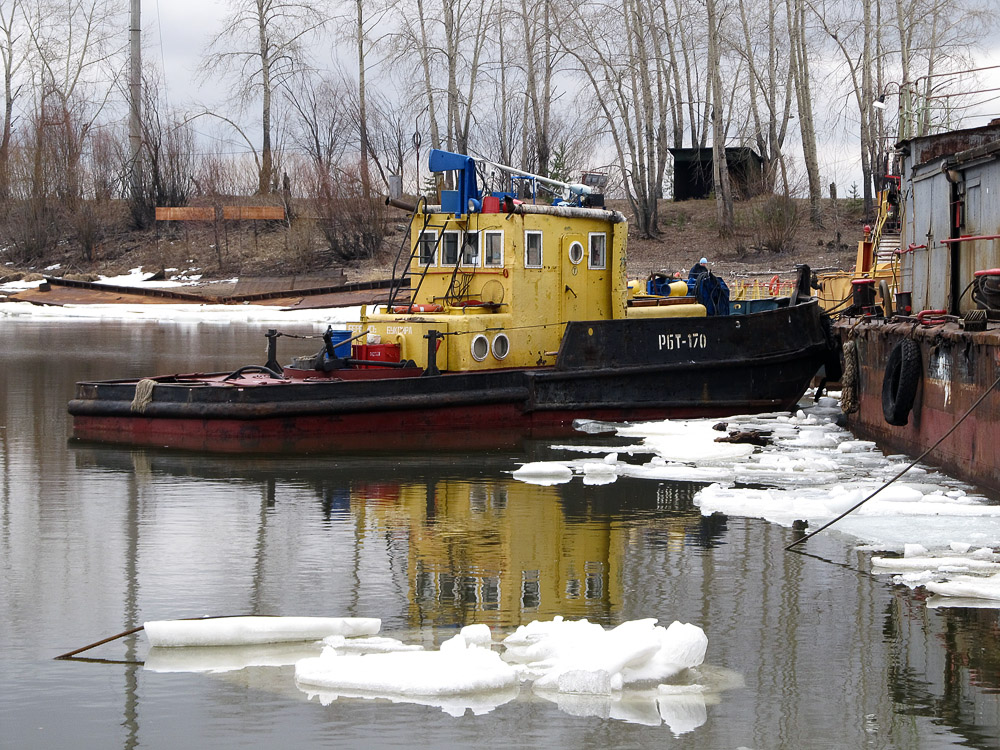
[54,625,145,660]
[385,196,418,212]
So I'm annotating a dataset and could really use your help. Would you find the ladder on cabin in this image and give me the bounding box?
[384,201,467,310]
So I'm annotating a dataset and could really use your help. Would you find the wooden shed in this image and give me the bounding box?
[668,147,765,201]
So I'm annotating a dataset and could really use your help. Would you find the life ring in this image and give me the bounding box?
[392,303,443,314]
[881,339,921,426]
[768,275,780,296]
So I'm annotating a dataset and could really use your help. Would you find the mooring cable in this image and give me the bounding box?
[786,370,1000,551]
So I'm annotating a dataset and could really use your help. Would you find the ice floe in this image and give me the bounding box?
[141,616,720,729]
[143,615,381,647]
[295,617,713,729]
[518,394,1000,607]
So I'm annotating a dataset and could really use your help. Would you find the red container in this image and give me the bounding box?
[352,343,401,369]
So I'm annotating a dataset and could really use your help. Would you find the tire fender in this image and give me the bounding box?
[881,339,921,426]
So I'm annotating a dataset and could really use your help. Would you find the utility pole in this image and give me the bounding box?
[129,0,141,205]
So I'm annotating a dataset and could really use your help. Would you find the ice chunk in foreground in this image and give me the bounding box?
[295,634,517,696]
[144,616,381,647]
[502,617,707,692]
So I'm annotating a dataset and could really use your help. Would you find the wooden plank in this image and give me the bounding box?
[155,206,215,221]
[222,205,285,220]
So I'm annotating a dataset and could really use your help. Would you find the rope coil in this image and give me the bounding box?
[840,340,859,414]
[130,379,157,413]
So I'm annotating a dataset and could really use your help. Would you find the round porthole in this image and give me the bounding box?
[471,334,490,361]
[491,333,510,360]
[568,241,584,264]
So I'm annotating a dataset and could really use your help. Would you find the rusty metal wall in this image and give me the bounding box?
[903,157,952,311]
[901,128,1000,313]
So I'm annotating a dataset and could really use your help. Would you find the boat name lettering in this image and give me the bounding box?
[658,333,707,351]
[387,325,413,336]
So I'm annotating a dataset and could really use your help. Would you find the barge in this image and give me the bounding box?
[835,122,1000,492]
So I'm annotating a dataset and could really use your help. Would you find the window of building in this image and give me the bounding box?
[462,231,480,266]
[418,230,437,266]
[588,232,606,269]
[442,231,460,266]
[484,231,503,267]
[525,231,543,268]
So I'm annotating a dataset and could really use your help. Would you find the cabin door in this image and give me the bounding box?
[560,234,589,320]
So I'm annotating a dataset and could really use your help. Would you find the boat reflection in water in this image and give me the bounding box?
[74,442,730,731]
[66,441,1000,740]
[74,441,725,630]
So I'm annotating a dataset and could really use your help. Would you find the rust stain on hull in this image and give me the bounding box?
[839,319,1000,493]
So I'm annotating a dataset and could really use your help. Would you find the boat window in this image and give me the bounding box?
[462,232,480,266]
[568,241,584,265]
[484,231,503,267]
[491,333,510,359]
[525,231,542,268]
[418,230,437,266]
[442,231,460,266]
[471,334,490,361]
[589,233,606,269]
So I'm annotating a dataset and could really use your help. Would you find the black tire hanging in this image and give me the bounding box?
[882,339,921,426]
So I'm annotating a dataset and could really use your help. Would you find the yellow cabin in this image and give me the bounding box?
[351,150,705,374]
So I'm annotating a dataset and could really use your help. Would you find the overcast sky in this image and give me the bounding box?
[144,1,1000,192]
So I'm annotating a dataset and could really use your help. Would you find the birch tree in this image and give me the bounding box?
[787,0,822,225]
[706,0,734,233]
[0,0,25,197]
[23,0,124,204]
[201,0,328,195]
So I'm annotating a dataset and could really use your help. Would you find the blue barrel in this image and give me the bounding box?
[326,329,352,358]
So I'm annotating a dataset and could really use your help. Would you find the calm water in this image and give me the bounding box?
[2,318,999,749]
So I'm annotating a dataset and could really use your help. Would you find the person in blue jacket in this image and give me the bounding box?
[689,257,709,279]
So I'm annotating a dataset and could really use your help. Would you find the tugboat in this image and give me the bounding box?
[68,150,831,453]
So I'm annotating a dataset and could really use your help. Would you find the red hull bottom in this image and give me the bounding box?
[72,401,780,453]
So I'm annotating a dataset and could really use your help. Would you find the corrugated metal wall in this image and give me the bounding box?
[900,126,1000,314]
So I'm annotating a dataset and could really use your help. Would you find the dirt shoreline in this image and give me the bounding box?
[1,197,864,291]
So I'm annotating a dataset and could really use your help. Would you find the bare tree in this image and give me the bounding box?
[23,0,125,205]
[559,0,672,237]
[706,0,734,234]
[0,0,26,197]
[201,0,329,195]
[129,71,196,228]
[787,0,823,225]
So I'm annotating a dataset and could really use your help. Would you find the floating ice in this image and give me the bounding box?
[925,572,1000,601]
[320,635,424,653]
[144,616,381,647]
[295,631,518,696]
[502,617,707,691]
[292,616,710,727]
[543,393,1000,608]
[512,461,573,485]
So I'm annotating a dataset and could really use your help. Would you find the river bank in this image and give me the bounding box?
[0,197,865,295]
